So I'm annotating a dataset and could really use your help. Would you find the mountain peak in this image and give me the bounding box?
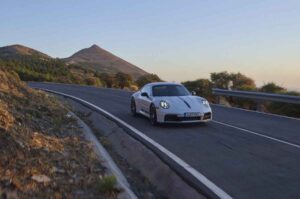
[64,45,148,79]
[5,44,36,52]
[9,44,26,48]
[90,44,100,49]
[85,44,105,52]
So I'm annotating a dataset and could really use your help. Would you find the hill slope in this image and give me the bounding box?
[64,44,148,79]
[0,44,153,88]
[0,45,98,85]
[0,69,114,198]
[0,44,51,59]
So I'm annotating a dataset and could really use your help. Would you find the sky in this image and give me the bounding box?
[1,0,299,90]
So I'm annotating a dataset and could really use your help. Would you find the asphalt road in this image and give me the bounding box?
[29,82,300,199]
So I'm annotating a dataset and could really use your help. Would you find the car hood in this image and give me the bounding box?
[153,95,211,113]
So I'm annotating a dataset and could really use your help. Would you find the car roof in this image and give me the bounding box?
[146,82,182,87]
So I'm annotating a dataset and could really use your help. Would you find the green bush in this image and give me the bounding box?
[97,175,120,195]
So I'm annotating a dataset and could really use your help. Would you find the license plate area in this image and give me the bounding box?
[184,112,201,117]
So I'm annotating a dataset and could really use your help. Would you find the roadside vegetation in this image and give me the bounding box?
[0,57,103,86]
[0,57,162,92]
[0,44,162,91]
[0,69,120,198]
[182,71,300,118]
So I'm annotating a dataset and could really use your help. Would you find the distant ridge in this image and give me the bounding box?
[0,44,149,79]
[0,44,51,59]
[64,44,148,79]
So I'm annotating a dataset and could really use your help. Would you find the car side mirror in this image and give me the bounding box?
[141,92,149,98]
[191,91,197,96]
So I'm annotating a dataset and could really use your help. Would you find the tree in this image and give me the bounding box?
[230,72,256,90]
[85,77,102,87]
[210,71,256,90]
[260,82,286,93]
[135,74,162,88]
[100,73,115,88]
[210,71,256,109]
[182,79,213,100]
[210,71,232,89]
[114,72,133,89]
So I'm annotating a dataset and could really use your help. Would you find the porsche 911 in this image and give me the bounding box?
[130,82,212,125]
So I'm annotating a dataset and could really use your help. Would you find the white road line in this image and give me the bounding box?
[212,120,300,149]
[36,87,233,199]
[212,104,300,121]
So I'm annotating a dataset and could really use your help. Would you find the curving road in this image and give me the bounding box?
[29,82,300,199]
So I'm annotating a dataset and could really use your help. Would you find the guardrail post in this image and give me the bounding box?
[216,96,220,104]
[256,100,263,112]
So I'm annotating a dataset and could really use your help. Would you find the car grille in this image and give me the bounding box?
[164,114,201,122]
[164,112,212,122]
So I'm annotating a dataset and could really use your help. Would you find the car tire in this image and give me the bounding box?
[149,104,158,126]
[131,98,137,116]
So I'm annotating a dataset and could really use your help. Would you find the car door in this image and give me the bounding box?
[139,85,152,115]
[135,89,145,113]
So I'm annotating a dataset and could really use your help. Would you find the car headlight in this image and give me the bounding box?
[159,100,170,109]
[202,99,209,106]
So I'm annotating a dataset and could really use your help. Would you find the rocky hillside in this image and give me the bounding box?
[64,44,148,79]
[0,70,118,198]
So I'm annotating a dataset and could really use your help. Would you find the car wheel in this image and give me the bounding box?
[131,98,137,116]
[149,104,157,126]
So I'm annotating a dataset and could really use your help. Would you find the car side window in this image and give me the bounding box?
[140,86,147,93]
[145,86,151,96]
[140,85,151,96]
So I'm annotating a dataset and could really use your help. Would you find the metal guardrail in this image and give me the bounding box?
[212,88,300,104]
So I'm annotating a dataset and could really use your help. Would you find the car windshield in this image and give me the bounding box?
[152,85,190,96]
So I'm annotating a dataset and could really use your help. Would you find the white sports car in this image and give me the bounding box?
[130,82,212,125]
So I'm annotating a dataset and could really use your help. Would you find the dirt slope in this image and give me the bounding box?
[0,70,118,198]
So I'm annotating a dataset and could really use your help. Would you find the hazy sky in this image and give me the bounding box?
[1,0,299,90]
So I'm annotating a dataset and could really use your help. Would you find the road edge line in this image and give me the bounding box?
[212,120,300,149]
[212,104,300,121]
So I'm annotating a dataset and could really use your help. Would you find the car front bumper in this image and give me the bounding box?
[156,108,212,123]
